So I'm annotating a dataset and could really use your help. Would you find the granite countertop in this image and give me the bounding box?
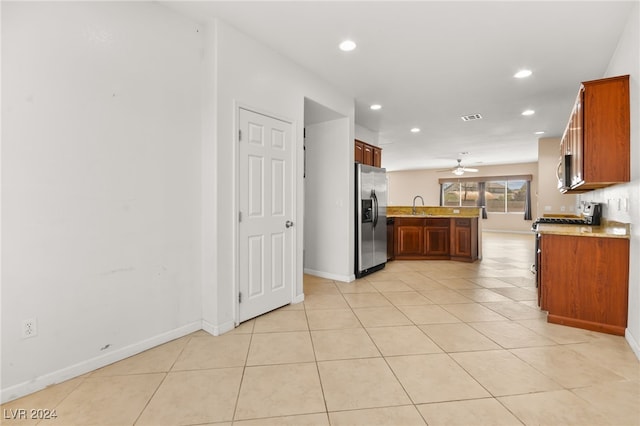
[389,214,468,218]
[536,221,630,239]
[387,206,480,218]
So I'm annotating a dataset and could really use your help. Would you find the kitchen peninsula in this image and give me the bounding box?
[387,206,481,262]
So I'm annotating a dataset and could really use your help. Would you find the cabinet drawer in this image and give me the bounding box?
[425,218,449,227]
[394,218,425,226]
[454,218,471,227]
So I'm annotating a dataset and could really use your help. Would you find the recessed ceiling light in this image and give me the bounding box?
[514,69,533,78]
[535,131,545,135]
[522,109,535,116]
[410,128,420,133]
[339,40,357,51]
[370,104,382,110]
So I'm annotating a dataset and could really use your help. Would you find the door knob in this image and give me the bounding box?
[285,220,294,228]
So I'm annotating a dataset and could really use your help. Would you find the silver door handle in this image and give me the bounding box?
[285,220,294,228]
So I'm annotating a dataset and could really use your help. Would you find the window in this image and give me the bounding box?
[485,179,527,213]
[439,175,532,217]
[442,181,479,207]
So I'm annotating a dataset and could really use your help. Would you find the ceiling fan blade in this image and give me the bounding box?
[463,167,479,172]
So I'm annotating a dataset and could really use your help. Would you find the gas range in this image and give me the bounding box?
[531,202,601,231]
[535,217,590,225]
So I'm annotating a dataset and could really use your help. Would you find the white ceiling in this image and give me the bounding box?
[164,1,635,171]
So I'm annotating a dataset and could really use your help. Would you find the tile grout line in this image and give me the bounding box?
[131,333,195,426]
[228,322,256,424]
[302,295,332,423]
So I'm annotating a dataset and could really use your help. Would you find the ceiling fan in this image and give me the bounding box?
[438,159,479,176]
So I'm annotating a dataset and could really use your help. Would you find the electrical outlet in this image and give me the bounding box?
[22,318,37,339]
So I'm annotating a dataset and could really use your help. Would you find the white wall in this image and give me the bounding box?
[355,124,379,147]
[537,138,578,215]
[304,118,353,281]
[1,2,203,401]
[387,162,538,233]
[204,19,354,332]
[578,2,640,357]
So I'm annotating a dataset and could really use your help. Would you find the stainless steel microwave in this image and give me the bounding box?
[557,154,572,193]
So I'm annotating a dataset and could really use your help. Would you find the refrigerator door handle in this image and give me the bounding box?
[372,191,378,228]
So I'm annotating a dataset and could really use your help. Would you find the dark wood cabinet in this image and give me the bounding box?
[450,218,478,261]
[393,217,477,262]
[395,218,424,257]
[372,146,382,167]
[424,219,450,258]
[560,75,630,193]
[354,140,364,164]
[355,139,382,167]
[363,144,373,165]
[540,233,629,335]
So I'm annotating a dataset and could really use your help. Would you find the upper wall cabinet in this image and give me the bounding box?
[355,139,382,168]
[559,75,630,193]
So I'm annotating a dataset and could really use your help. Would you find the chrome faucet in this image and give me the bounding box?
[412,195,424,215]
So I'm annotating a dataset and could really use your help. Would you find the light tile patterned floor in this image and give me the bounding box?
[3,232,639,425]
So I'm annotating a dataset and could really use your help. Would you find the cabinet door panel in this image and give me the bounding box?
[395,225,424,256]
[424,228,449,256]
[540,234,629,335]
[452,226,471,257]
[450,217,477,261]
[363,145,373,166]
[373,147,382,167]
[355,140,364,164]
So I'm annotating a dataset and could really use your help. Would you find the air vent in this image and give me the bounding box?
[461,114,483,121]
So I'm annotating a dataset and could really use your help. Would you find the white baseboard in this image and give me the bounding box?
[625,329,640,361]
[292,294,305,304]
[303,268,354,283]
[202,319,235,337]
[1,321,202,404]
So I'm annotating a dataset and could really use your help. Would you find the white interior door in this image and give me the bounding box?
[238,108,294,323]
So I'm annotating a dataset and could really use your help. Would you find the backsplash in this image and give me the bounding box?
[578,183,634,224]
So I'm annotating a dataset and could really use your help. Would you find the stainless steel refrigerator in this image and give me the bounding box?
[355,163,387,278]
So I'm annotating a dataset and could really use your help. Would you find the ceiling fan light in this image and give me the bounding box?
[339,40,357,51]
[453,168,465,176]
[514,69,533,78]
